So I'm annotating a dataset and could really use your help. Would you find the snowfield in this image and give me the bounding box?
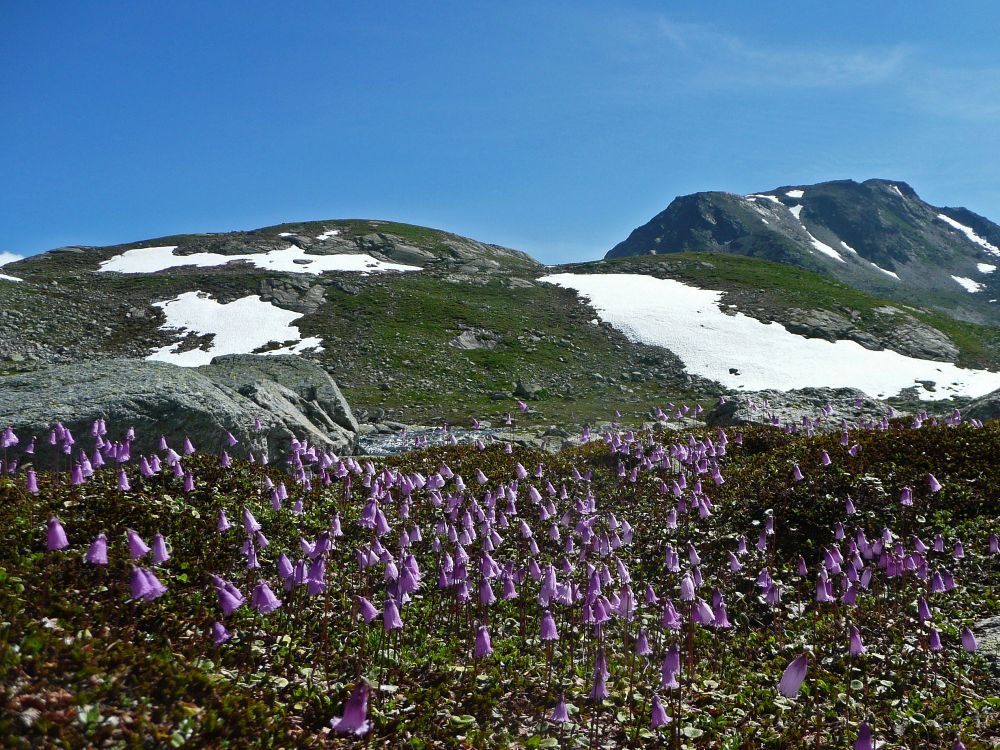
[977,263,996,274]
[146,292,323,367]
[539,273,1000,400]
[98,245,421,275]
[0,273,21,282]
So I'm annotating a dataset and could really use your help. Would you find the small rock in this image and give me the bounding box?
[514,381,542,400]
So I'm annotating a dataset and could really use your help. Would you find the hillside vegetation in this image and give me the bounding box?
[1,410,998,748]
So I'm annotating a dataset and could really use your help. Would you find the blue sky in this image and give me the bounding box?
[3,1,1000,265]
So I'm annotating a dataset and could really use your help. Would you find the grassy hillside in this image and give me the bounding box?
[301,271,710,425]
[5,241,1000,425]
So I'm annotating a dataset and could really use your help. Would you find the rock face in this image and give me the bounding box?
[705,388,900,428]
[0,355,357,459]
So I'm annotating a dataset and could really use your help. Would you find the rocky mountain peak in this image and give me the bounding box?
[607,179,1000,326]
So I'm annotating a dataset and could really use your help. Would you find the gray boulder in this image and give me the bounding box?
[257,276,327,314]
[966,388,1000,422]
[514,381,543,400]
[0,354,357,460]
[450,328,499,350]
[705,388,901,429]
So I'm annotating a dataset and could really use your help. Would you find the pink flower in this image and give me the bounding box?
[777,653,808,698]
[650,694,670,728]
[46,517,69,551]
[550,694,570,723]
[330,682,371,736]
[474,625,493,659]
[85,533,108,565]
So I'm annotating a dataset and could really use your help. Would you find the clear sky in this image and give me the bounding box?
[3,1,1000,265]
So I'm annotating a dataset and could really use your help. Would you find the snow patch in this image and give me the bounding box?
[747,194,783,205]
[146,292,323,367]
[99,245,421,275]
[951,275,983,293]
[316,229,341,240]
[871,263,899,280]
[787,205,844,263]
[937,214,1000,258]
[807,234,844,263]
[785,189,804,199]
[0,252,23,282]
[539,273,1000,401]
[890,185,905,199]
[977,263,996,274]
[840,241,858,254]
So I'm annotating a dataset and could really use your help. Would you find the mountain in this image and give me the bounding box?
[606,179,1000,326]
[0,220,702,430]
[6,202,1000,433]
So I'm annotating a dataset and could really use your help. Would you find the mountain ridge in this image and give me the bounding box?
[6,183,1000,426]
[606,178,1000,326]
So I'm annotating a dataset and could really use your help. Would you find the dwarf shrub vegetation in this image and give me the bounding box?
[0,411,998,748]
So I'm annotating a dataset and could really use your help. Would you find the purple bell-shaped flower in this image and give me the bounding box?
[329,681,371,736]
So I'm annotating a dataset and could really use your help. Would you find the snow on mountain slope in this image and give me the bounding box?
[147,292,323,367]
[937,214,1000,258]
[951,276,984,293]
[99,245,421,275]
[540,273,1000,400]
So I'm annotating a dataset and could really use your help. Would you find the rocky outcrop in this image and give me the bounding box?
[705,388,900,428]
[449,328,500,350]
[299,226,539,271]
[782,307,959,361]
[965,388,1000,422]
[0,354,357,459]
[257,277,327,314]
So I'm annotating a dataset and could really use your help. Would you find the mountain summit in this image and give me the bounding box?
[606,179,1000,325]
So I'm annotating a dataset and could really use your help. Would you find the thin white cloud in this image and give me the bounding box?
[643,18,910,89]
[0,251,23,268]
